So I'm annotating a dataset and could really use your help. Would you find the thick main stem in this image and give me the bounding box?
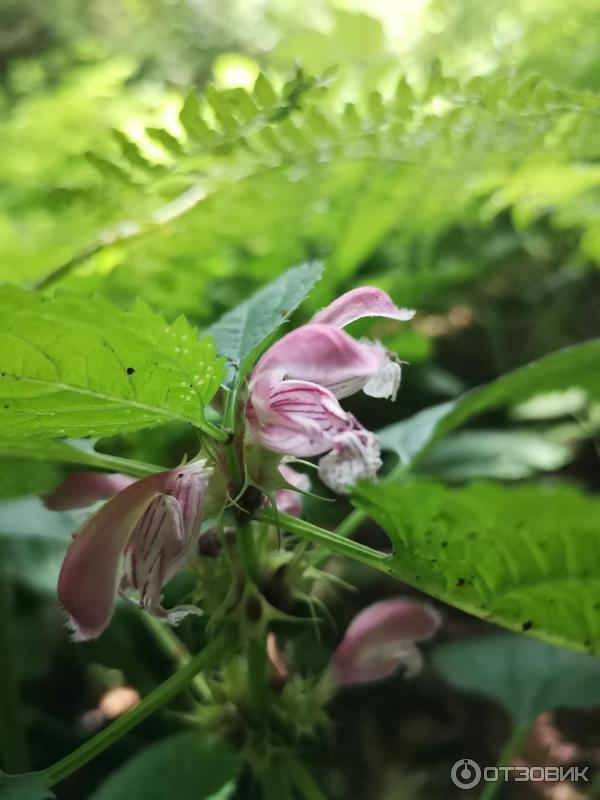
[41,632,234,786]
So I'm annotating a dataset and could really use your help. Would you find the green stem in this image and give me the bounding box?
[0,561,29,773]
[479,723,530,800]
[141,615,211,700]
[257,510,389,573]
[333,508,366,538]
[237,525,260,585]
[41,633,234,786]
[246,636,270,726]
[285,755,328,800]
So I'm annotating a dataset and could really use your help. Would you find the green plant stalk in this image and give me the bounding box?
[256,510,389,572]
[141,615,211,701]
[246,635,270,727]
[0,561,29,773]
[40,632,235,787]
[333,508,366,538]
[285,755,329,800]
[479,722,530,800]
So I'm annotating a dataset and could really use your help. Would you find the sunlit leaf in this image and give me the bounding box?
[0,287,226,439]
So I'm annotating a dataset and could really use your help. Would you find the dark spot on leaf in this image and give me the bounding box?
[3,405,8,409]
[521,621,533,631]
[126,367,135,375]
[441,541,448,548]
[456,578,465,587]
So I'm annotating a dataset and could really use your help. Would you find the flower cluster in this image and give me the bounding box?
[50,286,414,641]
[246,288,413,493]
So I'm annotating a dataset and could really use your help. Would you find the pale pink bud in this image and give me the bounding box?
[57,461,212,640]
[43,472,135,511]
[331,600,441,686]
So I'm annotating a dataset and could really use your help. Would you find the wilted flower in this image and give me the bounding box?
[57,461,212,640]
[331,599,441,686]
[275,463,311,517]
[246,288,414,494]
[43,472,135,511]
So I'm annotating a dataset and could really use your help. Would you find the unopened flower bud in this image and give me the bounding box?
[331,599,441,686]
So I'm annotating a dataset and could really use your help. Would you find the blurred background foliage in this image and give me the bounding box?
[1,1,600,798]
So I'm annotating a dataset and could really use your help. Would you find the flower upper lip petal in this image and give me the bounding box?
[311,287,415,329]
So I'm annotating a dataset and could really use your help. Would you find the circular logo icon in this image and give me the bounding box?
[451,758,482,789]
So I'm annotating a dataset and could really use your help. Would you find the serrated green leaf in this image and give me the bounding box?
[145,127,184,156]
[253,73,278,109]
[90,732,238,800]
[352,480,600,654]
[0,772,55,800]
[179,91,213,143]
[84,151,134,184]
[207,261,323,376]
[434,634,600,725]
[111,130,156,172]
[0,287,226,439]
[378,340,600,464]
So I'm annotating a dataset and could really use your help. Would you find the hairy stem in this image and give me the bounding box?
[41,632,234,786]
[256,510,389,572]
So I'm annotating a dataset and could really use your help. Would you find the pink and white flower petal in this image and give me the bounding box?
[252,324,384,399]
[312,287,415,329]
[317,425,382,494]
[58,462,210,640]
[331,600,442,686]
[248,378,353,457]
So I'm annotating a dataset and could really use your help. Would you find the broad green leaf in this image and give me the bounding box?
[0,772,55,800]
[90,732,238,800]
[379,340,600,464]
[0,438,160,477]
[0,497,85,593]
[0,288,226,440]
[352,480,600,654]
[417,430,572,482]
[206,261,323,379]
[0,459,61,499]
[434,634,600,725]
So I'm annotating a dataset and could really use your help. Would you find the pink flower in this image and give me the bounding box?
[275,463,311,517]
[331,599,441,686]
[246,288,414,493]
[43,472,135,511]
[57,461,212,640]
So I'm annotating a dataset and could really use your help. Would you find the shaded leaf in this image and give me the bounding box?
[417,430,572,481]
[0,771,55,800]
[378,341,600,464]
[90,732,238,800]
[434,634,600,724]
[207,261,323,380]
